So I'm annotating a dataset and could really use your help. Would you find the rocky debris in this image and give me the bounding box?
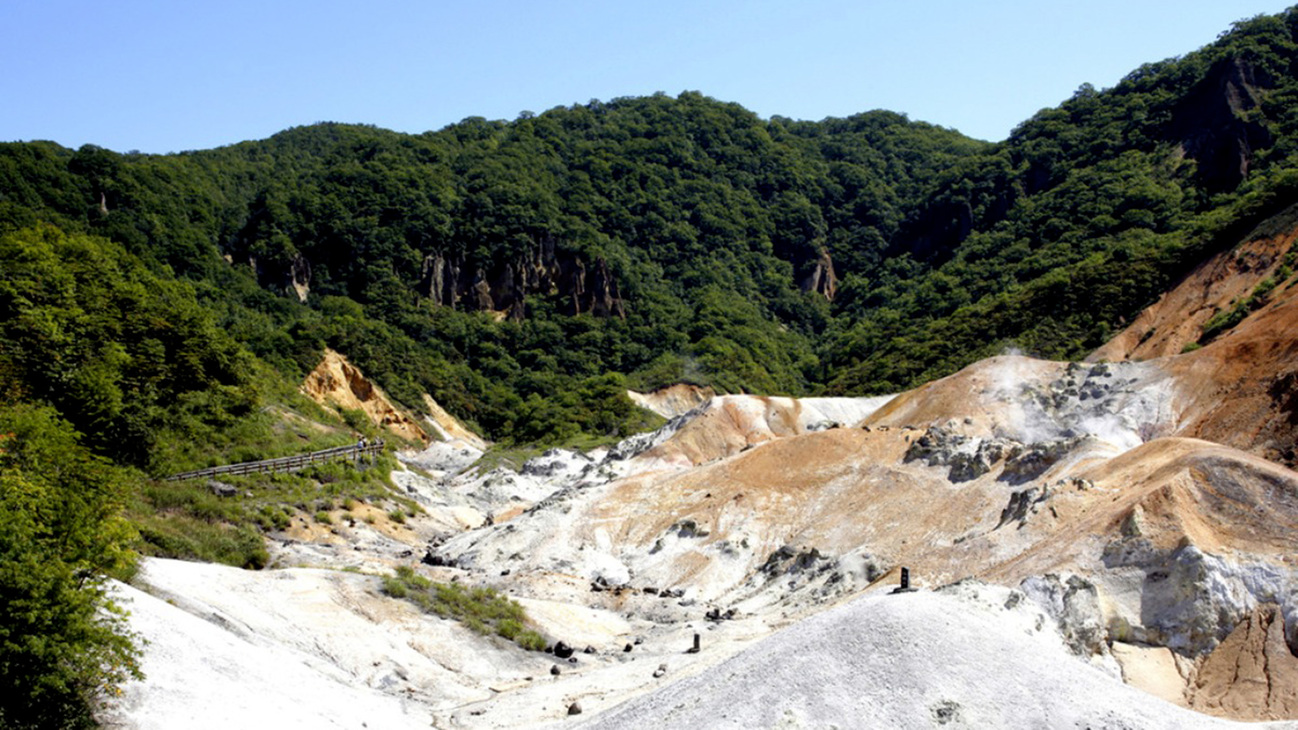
[1191,604,1298,720]
[553,641,575,659]
[704,607,737,622]
[207,479,237,497]
[999,438,1082,484]
[904,424,970,465]
[550,664,561,676]
[421,549,455,567]
[567,700,583,715]
[997,486,1053,529]
[948,440,1020,482]
[653,663,668,678]
[905,424,1022,482]
[760,545,828,577]
[522,449,593,478]
[1020,574,1108,657]
[669,519,709,539]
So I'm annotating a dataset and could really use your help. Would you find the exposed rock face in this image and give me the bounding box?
[301,349,428,443]
[1020,574,1108,658]
[800,249,838,301]
[244,252,312,303]
[626,384,716,420]
[420,239,624,321]
[1191,604,1298,721]
[1170,56,1273,193]
[997,486,1052,529]
[904,424,1021,482]
[1091,228,1297,362]
[421,394,488,451]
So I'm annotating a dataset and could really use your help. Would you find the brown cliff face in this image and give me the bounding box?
[300,349,428,443]
[420,239,625,320]
[801,249,838,301]
[1091,213,1298,466]
[1191,605,1298,721]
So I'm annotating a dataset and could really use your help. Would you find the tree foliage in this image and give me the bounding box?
[0,405,140,729]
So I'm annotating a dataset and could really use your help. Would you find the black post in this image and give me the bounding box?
[900,567,910,591]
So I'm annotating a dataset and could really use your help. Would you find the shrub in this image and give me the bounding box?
[380,569,544,650]
[0,405,142,726]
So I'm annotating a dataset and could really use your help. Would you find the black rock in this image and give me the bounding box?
[550,665,561,676]
[553,641,575,659]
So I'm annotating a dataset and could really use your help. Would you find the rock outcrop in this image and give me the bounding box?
[1191,604,1298,721]
[1169,55,1273,193]
[300,349,428,443]
[420,239,624,321]
[626,384,716,420]
[800,249,838,301]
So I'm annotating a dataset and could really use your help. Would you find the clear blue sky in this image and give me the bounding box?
[2,1,1292,153]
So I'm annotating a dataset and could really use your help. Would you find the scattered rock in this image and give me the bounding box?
[567,701,582,716]
[653,663,668,678]
[553,641,575,659]
[1000,438,1081,484]
[997,486,1052,529]
[421,550,453,567]
[930,699,962,725]
[207,480,237,497]
[550,665,561,676]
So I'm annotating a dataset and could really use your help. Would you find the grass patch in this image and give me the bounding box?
[381,567,546,651]
[1200,275,1278,343]
[128,451,404,569]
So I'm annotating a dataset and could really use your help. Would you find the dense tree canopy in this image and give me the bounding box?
[4,11,1298,449]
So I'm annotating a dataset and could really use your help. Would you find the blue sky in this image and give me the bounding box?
[2,1,1292,153]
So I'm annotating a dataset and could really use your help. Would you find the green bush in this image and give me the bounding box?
[0,405,142,727]
[380,569,544,651]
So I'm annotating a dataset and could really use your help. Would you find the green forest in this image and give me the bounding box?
[6,9,1298,725]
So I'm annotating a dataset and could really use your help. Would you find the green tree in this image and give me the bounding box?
[0,404,141,729]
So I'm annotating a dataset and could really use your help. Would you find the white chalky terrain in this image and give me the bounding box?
[108,257,1298,730]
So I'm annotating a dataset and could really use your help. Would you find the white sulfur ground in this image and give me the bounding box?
[580,582,1298,730]
[99,580,432,730]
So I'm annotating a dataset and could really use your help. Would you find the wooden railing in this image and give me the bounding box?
[164,443,384,482]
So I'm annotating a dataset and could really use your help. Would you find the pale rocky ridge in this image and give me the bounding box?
[107,234,1298,727]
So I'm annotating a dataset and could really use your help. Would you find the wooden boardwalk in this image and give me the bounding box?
[165,443,384,482]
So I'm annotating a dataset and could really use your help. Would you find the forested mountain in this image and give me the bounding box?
[5,9,1298,463]
[9,9,1298,725]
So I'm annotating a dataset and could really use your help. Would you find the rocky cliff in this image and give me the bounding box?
[420,239,625,321]
[300,348,428,443]
[1170,55,1274,193]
